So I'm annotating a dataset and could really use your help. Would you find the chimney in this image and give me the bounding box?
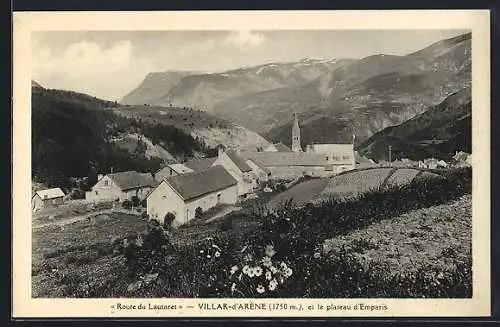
[110,166,114,174]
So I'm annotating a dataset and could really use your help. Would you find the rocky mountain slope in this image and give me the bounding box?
[121,58,354,112]
[113,104,270,151]
[120,32,471,155]
[357,87,471,161]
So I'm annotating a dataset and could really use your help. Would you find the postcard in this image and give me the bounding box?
[12,10,491,318]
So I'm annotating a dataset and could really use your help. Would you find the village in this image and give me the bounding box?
[32,113,472,229]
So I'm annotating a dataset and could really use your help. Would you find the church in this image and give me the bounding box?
[240,113,356,180]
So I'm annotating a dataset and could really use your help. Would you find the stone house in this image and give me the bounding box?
[212,146,255,197]
[146,165,238,226]
[85,171,158,202]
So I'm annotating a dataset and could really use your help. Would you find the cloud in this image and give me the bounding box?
[224,31,265,51]
[32,40,137,100]
[34,40,133,77]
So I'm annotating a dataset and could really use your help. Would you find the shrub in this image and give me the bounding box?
[141,211,149,220]
[195,207,203,219]
[149,219,160,227]
[122,200,133,210]
[218,217,233,231]
[164,212,176,229]
[140,199,147,207]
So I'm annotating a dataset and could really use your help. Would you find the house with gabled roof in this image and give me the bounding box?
[32,188,65,211]
[85,170,158,202]
[146,165,238,226]
[184,157,217,172]
[154,163,194,181]
[212,146,255,197]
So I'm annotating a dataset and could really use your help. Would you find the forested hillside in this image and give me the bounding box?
[32,85,214,190]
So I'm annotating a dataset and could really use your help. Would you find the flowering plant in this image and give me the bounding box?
[227,244,293,297]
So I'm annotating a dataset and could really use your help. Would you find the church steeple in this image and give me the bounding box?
[292,113,302,152]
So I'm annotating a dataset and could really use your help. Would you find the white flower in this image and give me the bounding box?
[244,253,253,262]
[231,282,236,293]
[254,266,263,277]
[269,279,278,291]
[280,262,287,270]
[265,245,276,257]
[313,252,321,259]
[265,271,272,280]
[256,285,265,294]
[200,250,204,254]
[215,251,221,258]
[247,267,256,277]
[206,255,211,259]
[270,266,278,274]
[284,267,293,278]
[230,266,239,275]
[261,256,272,268]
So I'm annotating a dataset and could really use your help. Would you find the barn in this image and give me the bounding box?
[146,165,238,226]
[32,188,65,211]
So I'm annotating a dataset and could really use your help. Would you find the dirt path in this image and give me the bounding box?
[33,209,140,229]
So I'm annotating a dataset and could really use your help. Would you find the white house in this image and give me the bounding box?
[154,163,194,181]
[85,171,158,202]
[146,165,238,226]
[212,146,255,197]
[32,188,65,211]
[306,143,356,170]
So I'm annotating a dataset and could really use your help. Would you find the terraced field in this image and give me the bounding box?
[317,167,440,201]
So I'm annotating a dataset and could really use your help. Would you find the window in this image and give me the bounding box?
[104,180,108,186]
[44,195,48,199]
[95,191,98,195]
[325,156,329,161]
[217,193,221,204]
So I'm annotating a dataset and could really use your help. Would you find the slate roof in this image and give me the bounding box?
[273,143,293,152]
[166,163,194,174]
[265,142,293,152]
[184,157,217,172]
[240,151,336,166]
[226,151,252,172]
[34,188,65,199]
[247,157,271,174]
[108,171,158,191]
[164,165,237,201]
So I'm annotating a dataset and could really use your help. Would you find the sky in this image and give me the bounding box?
[32,29,468,101]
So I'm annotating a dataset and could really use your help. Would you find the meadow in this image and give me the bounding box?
[31,167,472,298]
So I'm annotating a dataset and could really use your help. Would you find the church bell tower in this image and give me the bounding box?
[292,113,302,152]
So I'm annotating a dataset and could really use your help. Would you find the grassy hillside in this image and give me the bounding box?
[32,86,213,191]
